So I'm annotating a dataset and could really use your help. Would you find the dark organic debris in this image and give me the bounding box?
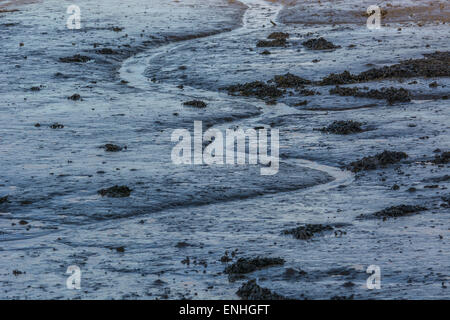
[256,38,287,48]
[49,123,64,129]
[30,86,41,91]
[111,26,123,32]
[271,73,311,88]
[224,257,284,274]
[319,51,450,85]
[330,86,411,104]
[12,270,23,276]
[115,246,125,253]
[317,120,364,135]
[175,241,191,248]
[183,100,207,108]
[98,185,132,198]
[226,81,283,100]
[360,205,427,220]
[68,93,81,101]
[302,37,340,50]
[237,280,287,300]
[260,50,271,55]
[59,54,91,63]
[96,48,116,55]
[431,151,450,165]
[0,196,8,204]
[282,224,333,240]
[101,144,124,152]
[347,150,408,172]
[267,32,289,40]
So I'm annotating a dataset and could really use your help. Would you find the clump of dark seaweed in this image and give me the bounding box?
[49,123,64,129]
[347,150,408,172]
[267,32,289,40]
[330,86,411,104]
[237,280,287,300]
[319,51,450,85]
[282,224,334,240]
[226,81,283,100]
[359,205,427,220]
[224,257,285,274]
[101,144,124,152]
[59,54,91,63]
[183,100,207,108]
[302,37,340,50]
[317,120,364,135]
[256,38,287,48]
[271,73,311,88]
[431,151,450,164]
[98,185,132,198]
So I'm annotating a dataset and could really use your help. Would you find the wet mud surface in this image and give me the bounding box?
[0,0,449,300]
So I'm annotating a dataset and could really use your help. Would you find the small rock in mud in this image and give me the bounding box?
[224,257,284,274]
[49,123,64,129]
[19,220,28,225]
[226,81,283,100]
[236,280,287,300]
[347,150,408,173]
[115,246,125,253]
[302,37,340,50]
[183,100,207,108]
[256,38,287,48]
[30,86,41,91]
[98,185,132,198]
[317,120,364,135]
[59,54,91,63]
[0,196,8,204]
[260,50,271,55]
[267,32,289,40]
[101,144,124,152]
[360,205,427,220]
[330,86,411,104]
[282,224,334,240]
[431,151,450,165]
[68,93,81,101]
[96,48,116,55]
[271,73,311,88]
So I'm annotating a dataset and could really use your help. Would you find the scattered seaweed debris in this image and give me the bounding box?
[261,50,271,55]
[226,81,283,100]
[59,54,91,63]
[347,150,408,172]
[49,123,64,129]
[100,144,124,152]
[319,51,450,85]
[68,93,81,101]
[330,86,411,104]
[267,32,289,40]
[271,73,311,88]
[317,120,364,135]
[359,205,427,220]
[282,224,334,240]
[256,38,287,48]
[183,100,207,108]
[96,48,116,55]
[224,257,285,274]
[98,185,132,198]
[0,196,8,204]
[237,280,287,300]
[431,151,450,164]
[302,37,340,50]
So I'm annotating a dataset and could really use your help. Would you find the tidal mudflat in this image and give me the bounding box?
[0,0,449,299]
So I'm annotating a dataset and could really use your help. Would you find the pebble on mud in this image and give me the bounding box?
[98,185,132,198]
[68,93,81,101]
[282,224,334,240]
[347,150,408,173]
[236,280,287,300]
[317,120,364,135]
[224,257,285,274]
